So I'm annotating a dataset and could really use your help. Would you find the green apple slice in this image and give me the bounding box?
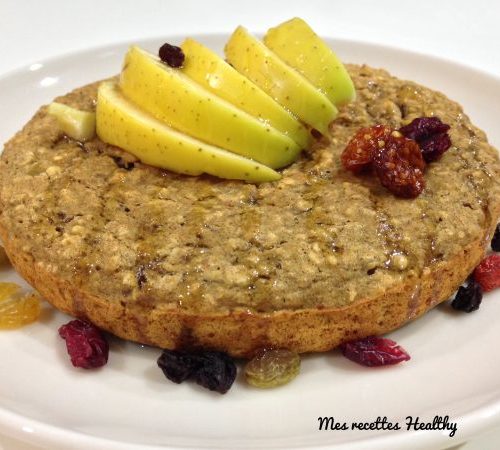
[47,102,96,141]
[264,18,355,106]
[224,26,337,135]
[180,38,311,149]
[119,46,299,169]
[96,81,280,183]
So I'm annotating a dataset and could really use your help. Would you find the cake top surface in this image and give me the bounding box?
[1,65,499,315]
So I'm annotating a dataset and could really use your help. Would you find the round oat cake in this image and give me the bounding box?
[1,65,499,357]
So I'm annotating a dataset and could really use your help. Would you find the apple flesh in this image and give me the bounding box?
[47,102,96,141]
[96,81,280,183]
[264,18,355,106]
[119,46,300,169]
[181,38,311,149]
[225,26,338,135]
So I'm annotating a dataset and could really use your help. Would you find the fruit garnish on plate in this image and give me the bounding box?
[0,282,41,329]
[59,319,109,369]
[341,336,411,367]
[474,254,500,292]
[157,349,237,394]
[451,280,483,312]
[244,349,301,388]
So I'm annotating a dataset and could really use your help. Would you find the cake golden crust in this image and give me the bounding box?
[1,228,489,357]
[1,65,499,357]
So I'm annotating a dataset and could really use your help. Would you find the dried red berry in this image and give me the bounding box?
[341,336,411,367]
[399,117,449,140]
[373,136,426,198]
[58,319,109,369]
[451,280,483,312]
[473,254,500,292]
[418,132,452,162]
[399,117,451,162]
[158,43,185,68]
[157,349,237,394]
[342,125,426,198]
[491,224,500,252]
[341,125,392,173]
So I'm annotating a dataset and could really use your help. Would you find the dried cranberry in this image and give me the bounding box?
[399,117,449,140]
[341,336,411,367]
[491,224,500,252]
[341,125,392,173]
[451,280,483,312]
[419,132,452,162]
[157,349,236,394]
[399,117,451,162]
[373,136,426,198]
[58,319,109,369]
[473,254,500,292]
[158,43,185,68]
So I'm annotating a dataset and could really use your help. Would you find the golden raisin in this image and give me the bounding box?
[0,282,20,299]
[244,349,300,388]
[0,283,41,329]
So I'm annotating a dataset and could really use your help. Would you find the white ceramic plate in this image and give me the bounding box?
[0,35,499,450]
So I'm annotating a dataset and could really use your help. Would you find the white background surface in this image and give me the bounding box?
[0,0,499,449]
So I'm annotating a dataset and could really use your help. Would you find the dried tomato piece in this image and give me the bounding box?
[400,117,451,162]
[341,125,392,173]
[341,336,411,367]
[373,135,426,198]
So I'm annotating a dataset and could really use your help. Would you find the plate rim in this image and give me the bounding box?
[1,32,499,86]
